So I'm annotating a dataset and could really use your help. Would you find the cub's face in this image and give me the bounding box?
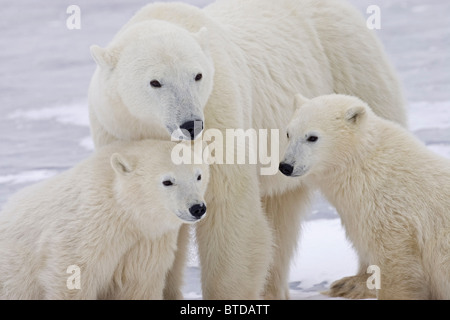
[281,103,327,178]
[280,94,368,179]
[110,142,210,225]
[157,164,209,223]
[91,23,214,141]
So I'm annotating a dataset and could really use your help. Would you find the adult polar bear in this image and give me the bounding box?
[89,0,406,299]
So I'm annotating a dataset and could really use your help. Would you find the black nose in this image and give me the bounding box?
[189,203,207,219]
[180,120,203,140]
[279,162,294,176]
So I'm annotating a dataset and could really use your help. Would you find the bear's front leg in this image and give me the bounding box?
[196,164,273,299]
[324,272,376,299]
[262,185,314,299]
[376,257,429,300]
[163,224,190,300]
[324,255,376,299]
[106,235,177,300]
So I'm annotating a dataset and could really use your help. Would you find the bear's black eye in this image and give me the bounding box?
[195,73,203,81]
[287,132,290,139]
[197,174,202,181]
[150,80,162,88]
[307,135,318,142]
[162,180,173,186]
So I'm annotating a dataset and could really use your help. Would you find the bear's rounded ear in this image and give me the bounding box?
[345,105,367,125]
[90,45,117,69]
[193,27,209,51]
[110,153,134,176]
[294,93,310,108]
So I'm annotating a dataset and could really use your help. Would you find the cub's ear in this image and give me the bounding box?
[110,153,134,175]
[193,27,209,52]
[345,105,367,125]
[294,93,310,108]
[90,45,117,69]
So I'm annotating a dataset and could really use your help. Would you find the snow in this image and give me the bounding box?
[408,101,450,131]
[0,169,58,185]
[427,144,450,158]
[0,0,449,300]
[8,102,90,127]
[79,136,95,151]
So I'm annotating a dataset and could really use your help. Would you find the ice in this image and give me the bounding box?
[289,219,358,297]
[79,136,95,151]
[411,5,429,13]
[427,144,450,159]
[0,169,58,185]
[408,101,450,131]
[8,102,90,127]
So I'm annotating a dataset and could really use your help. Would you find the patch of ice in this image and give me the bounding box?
[79,136,95,151]
[187,226,201,267]
[183,291,202,300]
[411,5,428,13]
[289,218,358,291]
[0,170,58,185]
[427,144,450,159]
[408,101,450,131]
[8,102,89,127]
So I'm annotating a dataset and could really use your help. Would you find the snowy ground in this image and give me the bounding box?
[0,0,449,300]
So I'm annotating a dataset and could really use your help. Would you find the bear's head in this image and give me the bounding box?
[279,94,370,179]
[110,140,209,235]
[90,20,214,141]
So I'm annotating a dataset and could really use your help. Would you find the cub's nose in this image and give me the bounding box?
[279,162,294,176]
[189,203,207,219]
[180,120,203,140]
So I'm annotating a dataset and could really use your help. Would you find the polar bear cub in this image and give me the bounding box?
[0,140,209,299]
[280,94,450,300]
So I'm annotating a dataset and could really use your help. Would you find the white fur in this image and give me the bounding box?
[89,21,214,141]
[88,0,406,299]
[282,94,450,299]
[0,140,209,299]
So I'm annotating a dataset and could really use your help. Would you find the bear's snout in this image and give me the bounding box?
[189,203,207,219]
[180,120,203,140]
[279,162,294,176]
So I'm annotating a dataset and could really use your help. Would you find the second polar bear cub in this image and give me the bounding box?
[0,140,209,299]
[280,94,450,300]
